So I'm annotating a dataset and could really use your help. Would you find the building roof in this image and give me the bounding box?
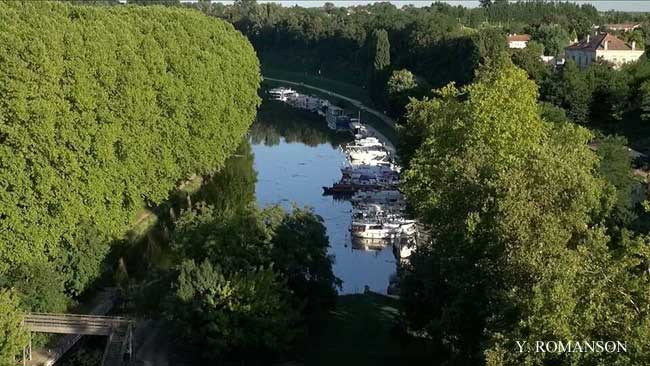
[605,23,640,30]
[565,33,637,52]
[507,34,530,42]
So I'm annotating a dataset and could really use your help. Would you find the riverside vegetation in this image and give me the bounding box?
[4,1,650,366]
[0,2,339,365]
[195,1,650,366]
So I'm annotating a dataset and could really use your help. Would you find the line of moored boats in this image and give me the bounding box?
[269,86,417,260]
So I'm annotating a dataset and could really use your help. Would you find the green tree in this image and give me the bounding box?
[0,289,27,366]
[0,2,260,312]
[164,203,340,361]
[270,207,341,315]
[595,135,638,230]
[529,24,571,56]
[370,28,390,72]
[386,69,419,116]
[510,40,550,82]
[387,69,417,95]
[542,59,596,124]
[400,60,650,365]
[165,260,296,363]
[368,28,391,104]
[639,79,650,121]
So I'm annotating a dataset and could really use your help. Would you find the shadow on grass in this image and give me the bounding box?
[302,293,434,366]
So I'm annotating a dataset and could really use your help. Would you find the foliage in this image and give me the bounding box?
[510,41,550,81]
[529,23,572,56]
[400,60,650,365]
[164,203,339,362]
[386,69,419,116]
[595,135,639,231]
[639,79,650,122]
[387,69,417,96]
[166,259,297,363]
[0,289,27,366]
[0,2,260,312]
[368,28,391,105]
[192,0,602,105]
[370,28,391,73]
[541,59,597,124]
[270,207,341,315]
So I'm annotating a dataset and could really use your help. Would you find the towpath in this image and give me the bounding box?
[262,76,397,128]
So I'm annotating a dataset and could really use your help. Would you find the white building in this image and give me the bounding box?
[507,34,531,49]
[605,23,641,32]
[564,33,644,69]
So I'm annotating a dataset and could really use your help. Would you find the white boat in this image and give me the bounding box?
[326,106,344,130]
[269,87,297,101]
[347,137,382,148]
[351,221,392,240]
[287,94,322,112]
[346,155,393,167]
[350,218,416,240]
[318,100,331,116]
[347,145,388,161]
[341,165,399,180]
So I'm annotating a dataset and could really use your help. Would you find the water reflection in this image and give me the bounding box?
[193,141,257,213]
[250,98,351,148]
[251,98,396,294]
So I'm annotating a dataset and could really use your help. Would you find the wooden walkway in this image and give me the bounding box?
[21,288,132,366]
[22,312,133,366]
[24,313,129,336]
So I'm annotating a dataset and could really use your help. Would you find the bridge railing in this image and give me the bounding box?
[23,313,131,336]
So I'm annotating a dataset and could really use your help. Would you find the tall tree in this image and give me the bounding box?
[370,28,390,72]
[0,289,27,366]
[400,60,650,365]
[0,2,261,312]
[368,28,391,105]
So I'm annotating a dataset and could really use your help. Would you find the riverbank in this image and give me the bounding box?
[263,76,396,129]
[302,293,432,365]
[262,66,372,107]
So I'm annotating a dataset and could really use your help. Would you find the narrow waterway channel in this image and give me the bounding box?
[250,96,397,294]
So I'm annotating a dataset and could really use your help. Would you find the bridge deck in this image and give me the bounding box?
[24,313,129,336]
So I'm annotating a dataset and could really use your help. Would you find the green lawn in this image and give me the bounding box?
[302,293,434,366]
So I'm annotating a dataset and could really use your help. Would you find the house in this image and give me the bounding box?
[605,23,641,32]
[564,33,644,69]
[507,34,530,49]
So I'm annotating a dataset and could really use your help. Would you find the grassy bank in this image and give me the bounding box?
[302,293,433,366]
[262,66,373,107]
[260,79,398,144]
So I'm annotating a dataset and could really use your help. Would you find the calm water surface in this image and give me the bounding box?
[251,101,396,294]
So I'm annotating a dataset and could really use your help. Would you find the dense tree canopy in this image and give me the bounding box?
[191,0,601,90]
[0,2,260,314]
[164,203,339,363]
[399,60,650,366]
[0,290,27,366]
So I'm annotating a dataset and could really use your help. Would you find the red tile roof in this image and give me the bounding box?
[565,33,636,52]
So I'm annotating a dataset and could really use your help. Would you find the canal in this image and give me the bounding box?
[249,96,397,294]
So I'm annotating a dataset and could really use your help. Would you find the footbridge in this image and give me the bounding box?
[18,288,133,366]
[21,312,133,366]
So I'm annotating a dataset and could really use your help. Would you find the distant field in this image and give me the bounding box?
[302,293,433,366]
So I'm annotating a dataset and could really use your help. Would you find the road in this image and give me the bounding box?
[262,76,397,128]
